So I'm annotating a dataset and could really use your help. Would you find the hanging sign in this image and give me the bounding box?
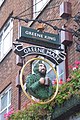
[16,26,60,49]
[13,26,66,104]
[13,44,66,65]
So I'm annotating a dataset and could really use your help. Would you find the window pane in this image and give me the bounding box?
[0,34,2,42]
[1,93,7,110]
[57,61,66,81]
[45,62,51,72]
[0,109,7,120]
[4,22,10,34]
[0,87,11,120]
[0,19,13,61]
[3,32,10,55]
[35,0,42,12]
[9,89,11,104]
[0,34,2,59]
[0,0,4,6]
[44,60,55,73]
[8,106,11,112]
[46,69,56,81]
[33,0,50,18]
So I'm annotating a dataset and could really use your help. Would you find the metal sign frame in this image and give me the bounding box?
[16,26,60,49]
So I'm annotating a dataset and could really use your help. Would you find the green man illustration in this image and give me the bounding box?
[26,61,53,100]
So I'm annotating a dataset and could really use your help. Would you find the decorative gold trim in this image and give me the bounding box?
[20,57,59,104]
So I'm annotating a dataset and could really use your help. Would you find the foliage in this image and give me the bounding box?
[6,61,80,120]
[8,104,50,120]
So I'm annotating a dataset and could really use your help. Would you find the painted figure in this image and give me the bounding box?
[26,62,53,100]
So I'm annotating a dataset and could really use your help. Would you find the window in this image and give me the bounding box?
[33,0,51,18]
[32,55,66,83]
[56,45,66,82]
[0,87,11,120]
[0,0,5,6]
[0,18,13,62]
[57,61,66,81]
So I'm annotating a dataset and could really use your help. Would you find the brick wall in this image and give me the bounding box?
[0,0,33,110]
[0,0,80,111]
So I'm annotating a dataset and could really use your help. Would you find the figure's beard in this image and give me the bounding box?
[39,70,46,77]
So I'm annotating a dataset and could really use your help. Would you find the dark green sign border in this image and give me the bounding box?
[17,26,60,49]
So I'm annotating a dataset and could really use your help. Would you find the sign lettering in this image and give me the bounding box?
[16,26,60,49]
[14,44,66,65]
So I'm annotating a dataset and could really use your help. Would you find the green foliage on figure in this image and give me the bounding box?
[26,62,54,100]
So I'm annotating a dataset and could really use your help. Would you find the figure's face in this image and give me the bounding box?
[39,63,46,75]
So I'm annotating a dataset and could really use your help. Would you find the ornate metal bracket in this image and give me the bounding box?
[12,12,80,52]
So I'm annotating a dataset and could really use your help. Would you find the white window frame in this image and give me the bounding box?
[0,18,13,62]
[33,0,51,18]
[0,0,5,6]
[0,86,11,120]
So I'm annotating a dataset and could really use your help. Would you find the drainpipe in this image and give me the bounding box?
[65,46,69,80]
[17,85,21,110]
[16,55,25,110]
